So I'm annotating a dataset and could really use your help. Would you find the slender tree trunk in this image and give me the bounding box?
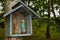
[46,0,51,39]
[43,0,44,17]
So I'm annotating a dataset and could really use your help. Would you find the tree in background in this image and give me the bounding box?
[23,0,60,39]
[46,0,51,39]
[0,0,60,40]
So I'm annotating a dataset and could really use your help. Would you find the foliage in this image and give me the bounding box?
[0,0,4,2]
[0,0,60,40]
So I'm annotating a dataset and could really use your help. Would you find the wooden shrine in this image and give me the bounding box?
[3,1,40,37]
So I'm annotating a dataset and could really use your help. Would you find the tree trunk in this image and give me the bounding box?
[43,0,44,17]
[4,0,10,13]
[46,0,51,39]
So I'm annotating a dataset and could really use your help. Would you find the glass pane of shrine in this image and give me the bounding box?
[12,12,27,34]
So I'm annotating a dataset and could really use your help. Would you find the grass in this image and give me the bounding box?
[0,24,60,40]
[0,27,5,40]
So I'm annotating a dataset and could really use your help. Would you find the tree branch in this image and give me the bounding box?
[51,0,56,19]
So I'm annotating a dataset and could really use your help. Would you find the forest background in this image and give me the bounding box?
[0,0,60,40]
